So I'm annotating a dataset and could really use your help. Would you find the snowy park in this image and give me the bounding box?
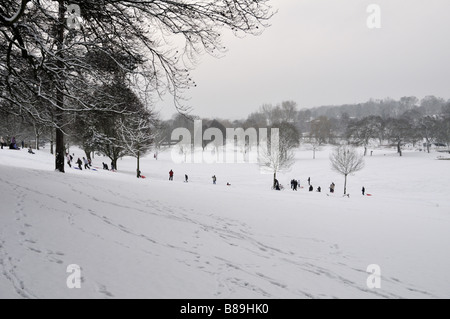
[0,145,449,298]
[2,0,450,301]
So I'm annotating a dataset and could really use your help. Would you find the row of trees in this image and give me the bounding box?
[1,0,273,172]
[346,110,450,156]
[163,98,450,157]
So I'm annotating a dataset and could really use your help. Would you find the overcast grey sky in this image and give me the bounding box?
[157,0,450,120]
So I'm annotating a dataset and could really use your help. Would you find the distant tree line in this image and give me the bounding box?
[162,96,450,157]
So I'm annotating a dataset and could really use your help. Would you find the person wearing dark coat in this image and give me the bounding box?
[76,158,83,170]
[293,179,298,191]
[10,137,17,149]
[102,162,109,170]
[362,187,366,196]
[169,169,174,181]
[309,185,314,192]
[185,174,188,183]
[308,177,311,186]
[274,179,280,191]
[330,182,335,193]
[317,186,321,192]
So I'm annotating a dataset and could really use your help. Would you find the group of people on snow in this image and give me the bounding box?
[65,152,105,171]
[1,136,36,154]
[281,176,366,196]
[168,170,223,186]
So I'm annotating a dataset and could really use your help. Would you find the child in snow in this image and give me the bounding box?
[102,162,109,170]
[185,174,188,183]
[10,137,18,149]
[309,185,314,192]
[362,187,365,196]
[76,158,83,170]
[212,175,217,184]
[28,147,35,154]
[169,169,174,181]
[66,153,72,168]
[83,157,90,170]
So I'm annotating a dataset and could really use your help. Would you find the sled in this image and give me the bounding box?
[140,175,146,179]
[366,194,373,196]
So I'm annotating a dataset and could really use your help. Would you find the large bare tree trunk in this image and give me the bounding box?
[54,1,65,173]
[273,172,277,188]
[50,129,54,155]
[34,128,40,150]
[137,151,140,178]
[84,150,92,161]
[344,174,348,195]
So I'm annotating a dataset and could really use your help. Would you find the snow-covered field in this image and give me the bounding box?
[0,145,449,299]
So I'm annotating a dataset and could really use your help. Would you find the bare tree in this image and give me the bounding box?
[330,145,365,195]
[346,116,383,156]
[259,128,295,188]
[386,118,411,156]
[118,111,155,178]
[310,116,332,145]
[280,101,298,123]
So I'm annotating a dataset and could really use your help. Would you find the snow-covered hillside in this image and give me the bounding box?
[0,146,449,298]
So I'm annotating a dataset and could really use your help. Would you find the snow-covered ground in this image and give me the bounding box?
[0,145,449,299]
